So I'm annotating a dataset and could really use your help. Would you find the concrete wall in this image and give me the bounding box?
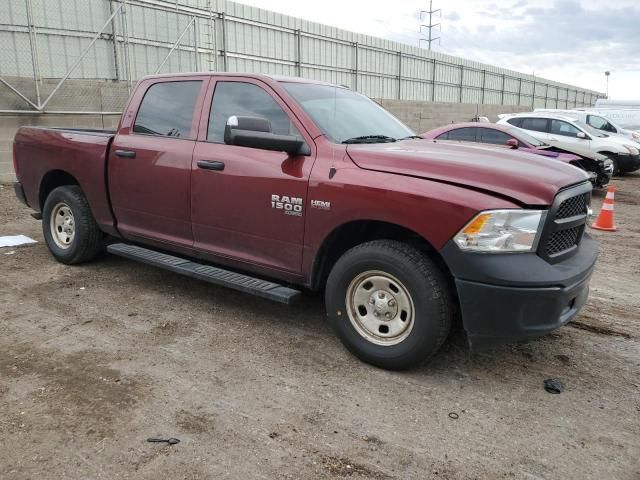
[377,99,530,133]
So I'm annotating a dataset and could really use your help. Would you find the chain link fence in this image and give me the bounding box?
[0,0,605,114]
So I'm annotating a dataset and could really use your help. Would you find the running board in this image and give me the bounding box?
[106,243,301,305]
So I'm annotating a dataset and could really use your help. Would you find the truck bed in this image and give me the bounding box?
[13,126,117,235]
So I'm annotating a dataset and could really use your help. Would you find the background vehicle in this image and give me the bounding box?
[498,112,640,174]
[576,102,640,131]
[13,73,598,370]
[422,122,612,188]
[534,109,640,144]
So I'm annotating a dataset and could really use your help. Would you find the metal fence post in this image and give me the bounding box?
[397,52,402,99]
[544,84,548,108]
[194,18,200,71]
[108,0,120,80]
[480,69,486,105]
[459,64,463,103]
[25,0,41,106]
[221,12,228,71]
[431,58,436,102]
[353,42,358,91]
[531,76,536,108]
[517,78,522,106]
[500,73,505,105]
[295,29,302,77]
[120,0,132,92]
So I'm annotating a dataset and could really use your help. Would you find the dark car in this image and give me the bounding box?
[422,122,613,188]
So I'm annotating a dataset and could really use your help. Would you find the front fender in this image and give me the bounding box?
[301,166,519,284]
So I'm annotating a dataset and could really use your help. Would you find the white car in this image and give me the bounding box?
[534,108,640,144]
[574,105,640,133]
[497,112,640,174]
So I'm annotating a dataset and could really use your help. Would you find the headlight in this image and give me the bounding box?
[454,209,545,253]
[623,144,639,155]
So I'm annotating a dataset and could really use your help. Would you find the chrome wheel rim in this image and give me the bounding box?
[50,202,75,249]
[345,270,415,346]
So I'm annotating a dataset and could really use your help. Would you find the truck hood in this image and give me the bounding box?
[347,140,588,205]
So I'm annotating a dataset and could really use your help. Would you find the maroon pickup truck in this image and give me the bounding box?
[13,73,598,369]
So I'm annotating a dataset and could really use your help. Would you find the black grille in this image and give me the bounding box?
[539,184,591,262]
[556,193,589,219]
[545,226,583,256]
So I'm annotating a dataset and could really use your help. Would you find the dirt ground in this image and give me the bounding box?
[0,175,638,480]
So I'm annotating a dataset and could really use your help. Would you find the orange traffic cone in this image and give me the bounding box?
[591,186,617,231]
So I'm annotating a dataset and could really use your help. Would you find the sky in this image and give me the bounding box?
[236,0,640,100]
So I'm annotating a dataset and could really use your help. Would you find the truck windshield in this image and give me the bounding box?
[281,82,415,143]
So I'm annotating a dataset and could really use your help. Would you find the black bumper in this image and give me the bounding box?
[13,181,29,207]
[615,153,640,173]
[440,234,598,348]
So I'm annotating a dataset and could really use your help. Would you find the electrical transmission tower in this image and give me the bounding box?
[419,0,441,50]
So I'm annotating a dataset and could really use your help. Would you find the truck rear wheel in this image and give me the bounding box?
[42,186,103,265]
[325,240,452,370]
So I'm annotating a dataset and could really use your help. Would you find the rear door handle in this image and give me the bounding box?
[115,149,136,158]
[197,160,225,171]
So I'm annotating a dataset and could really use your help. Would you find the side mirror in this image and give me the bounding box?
[576,131,587,139]
[224,116,307,155]
[506,138,519,149]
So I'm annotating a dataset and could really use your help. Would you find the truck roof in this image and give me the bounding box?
[138,72,348,89]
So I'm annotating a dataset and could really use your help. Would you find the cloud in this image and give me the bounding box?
[444,11,460,21]
[238,0,640,98]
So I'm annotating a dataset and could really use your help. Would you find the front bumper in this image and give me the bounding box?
[440,234,598,348]
[614,153,640,173]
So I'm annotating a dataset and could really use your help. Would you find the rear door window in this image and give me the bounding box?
[550,119,581,137]
[478,128,512,145]
[133,81,202,138]
[443,127,477,142]
[520,117,549,133]
[506,117,523,127]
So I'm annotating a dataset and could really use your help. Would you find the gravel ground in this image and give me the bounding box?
[0,176,638,480]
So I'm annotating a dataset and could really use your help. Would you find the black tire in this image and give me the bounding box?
[42,185,104,265]
[325,240,453,370]
[611,158,620,176]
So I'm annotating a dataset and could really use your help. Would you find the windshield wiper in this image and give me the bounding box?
[397,135,423,140]
[342,135,397,144]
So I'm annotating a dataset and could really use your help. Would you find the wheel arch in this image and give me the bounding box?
[310,219,452,291]
[39,170,80,210]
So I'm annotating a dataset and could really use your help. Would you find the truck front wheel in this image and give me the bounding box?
[325,240,453,370]
[42,186,103,265]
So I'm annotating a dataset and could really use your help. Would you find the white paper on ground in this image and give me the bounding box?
[0,235,38,248]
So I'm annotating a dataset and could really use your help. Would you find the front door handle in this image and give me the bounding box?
[115,149,136,158]
[197,160,225,171]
